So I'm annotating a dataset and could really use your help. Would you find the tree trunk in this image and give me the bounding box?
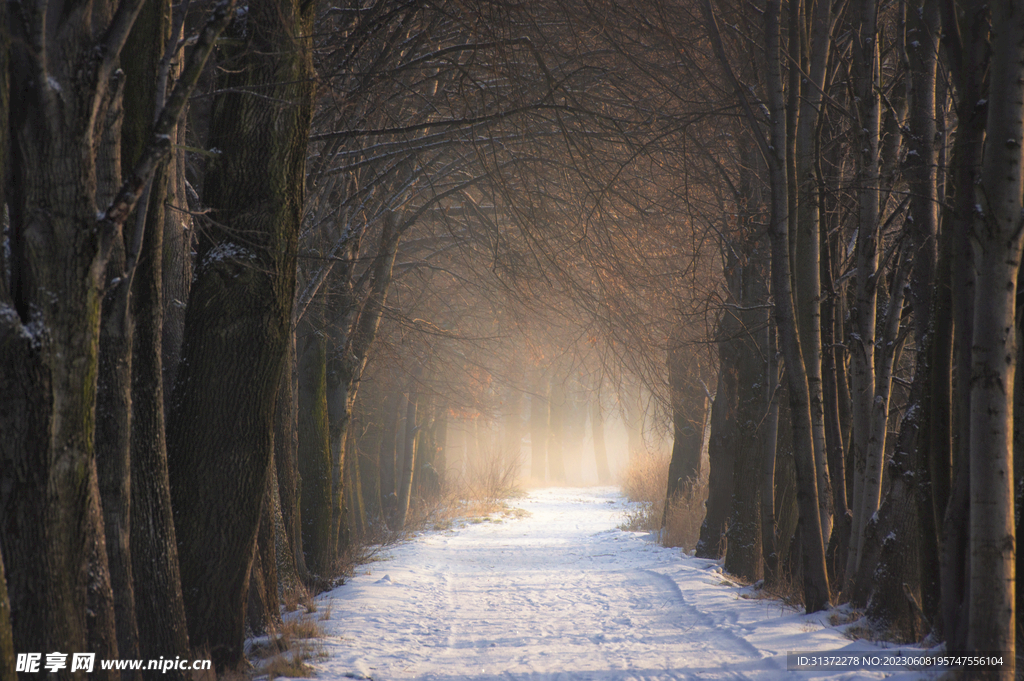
[379,388,404,521]
[397,386,419,531]
[940,0,989,653]
[96,210,139,672]
[166,0,313,665]
[695,353,737,559]
[762,0,830,612]
[793,0,837,551]
[664,329,705,516]
[591,387,613,485]
[0,547,13,681]
[1,0,151,667]
[530,374,550,481]
[275,331,309,582]
[296,325,334,576]
[966,2,1024,670]
[902,0,942,632]
[247,468,282,637]
[548,376,568,483]
[845,0,883,592]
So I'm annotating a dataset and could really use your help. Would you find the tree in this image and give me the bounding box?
[0,0,230,670]
[966,0,1024,672]
[166,0,314,666]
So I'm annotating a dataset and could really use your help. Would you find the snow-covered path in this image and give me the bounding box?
[304,487,930,681]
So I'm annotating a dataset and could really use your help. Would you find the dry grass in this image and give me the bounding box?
[617,451,708,553]
[280,583,314,614]
[661,475,708,553]
[406,450,525,532]
[618,451,670,533]
[620,450,671,506]
[248,614,327,679]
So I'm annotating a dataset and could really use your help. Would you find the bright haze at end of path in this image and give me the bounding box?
[300,488,935,681]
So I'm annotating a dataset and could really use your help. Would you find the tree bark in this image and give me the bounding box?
[762,0,830,612]
[695,352,737,559]
[0,547,13,681]
[296,323,334,576]
[792,0,837,551]
[397,384,420,531]
[0,0,150,668]
[664,329,705,517]
[940,0,989,652]
[167,0,313,665]
[966,1,1024,671]
[845,0,883,591]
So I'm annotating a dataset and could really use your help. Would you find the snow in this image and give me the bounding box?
[294,487,938,681]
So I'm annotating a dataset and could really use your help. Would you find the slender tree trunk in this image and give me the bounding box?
[530,374,550,481]
[548,376,568,483]
[760,325,780,578]
[903,0,942,631]
[96,207,139,673]
[845,0,883,592]
[296,324,334,576]
[591,382,613,484]
[397,385,420,531]
[762,0,830,612]
[379,388,403,521]
[276,330,309,582]
[247,467,282,637]
[793,0,836,550]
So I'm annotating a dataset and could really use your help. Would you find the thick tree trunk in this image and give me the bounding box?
[695,353,737,559]
[966,2,1024,670]
[940,0,989,650]
[0,0,143,669]
[167,0,312,665]
[664,330,705,516]
[0,547,13,681]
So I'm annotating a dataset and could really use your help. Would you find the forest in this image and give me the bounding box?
[0,0,1021,678]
